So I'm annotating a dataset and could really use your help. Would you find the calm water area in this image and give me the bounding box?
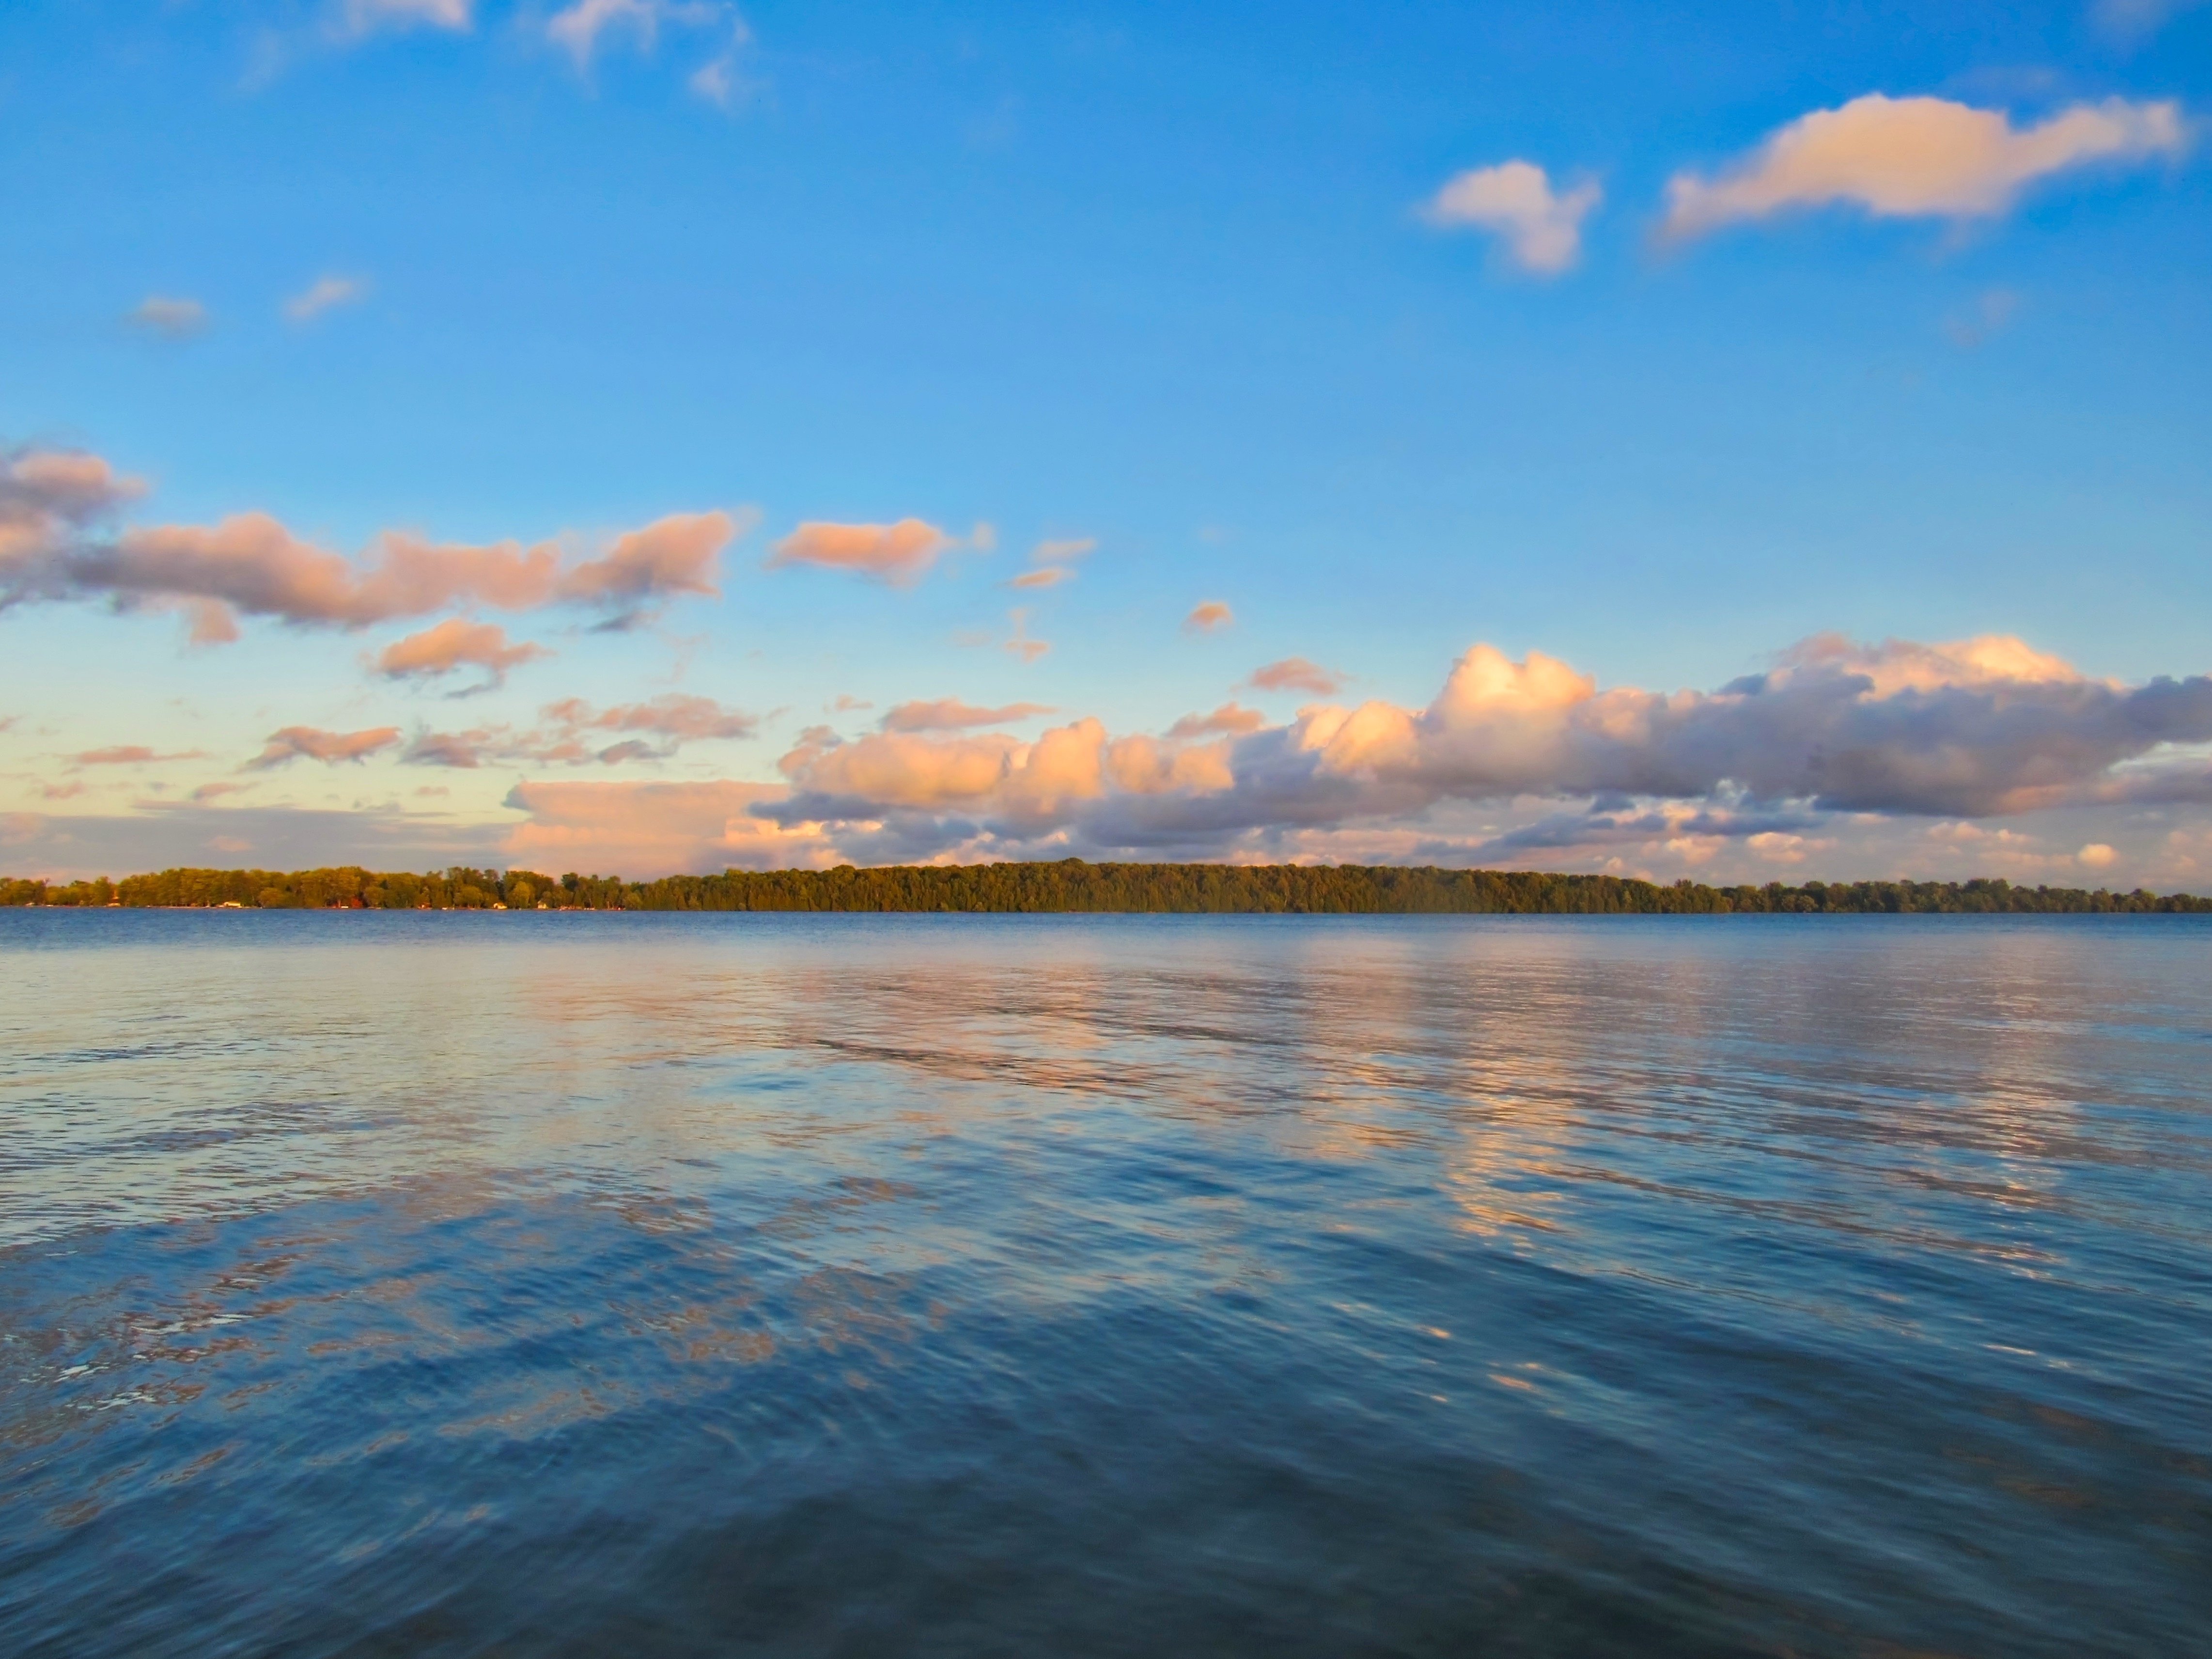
[1,909,2207,1657]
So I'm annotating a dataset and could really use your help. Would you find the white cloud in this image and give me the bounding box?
[1424,160,1602,274]
[1664,94,2189,238]
[284,274,371,322]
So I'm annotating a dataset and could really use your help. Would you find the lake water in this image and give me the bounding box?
[1,910,2208,1657]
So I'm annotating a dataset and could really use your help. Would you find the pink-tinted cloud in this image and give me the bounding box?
[880,698,1058,732]
[768,518,954,585]
[1006,566,1074,590]
[246,725,403,770]
[1248,657,1342,695]
[403,693,756,769]
[742,633,2212,869]
[502,778,833,873]
[1184,601,1234,633]
[542,693,757,742]
[555,512,733,609]
[1424,160,1602,273]
[375,618,551,685]
[1,446,144,575]
[4,442,745,640]
[71,745,206,766]
[1664,94,2189,238]
[1166,702,1265,740]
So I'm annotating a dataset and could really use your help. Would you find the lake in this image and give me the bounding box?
[2,910,2207,1656]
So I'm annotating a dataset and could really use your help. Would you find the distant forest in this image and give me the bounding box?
[4,862,2208,914]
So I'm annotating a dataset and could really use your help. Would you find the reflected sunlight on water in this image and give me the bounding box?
[2,910,2209,1656]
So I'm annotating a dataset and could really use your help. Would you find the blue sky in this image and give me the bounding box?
[3,0,2210,883]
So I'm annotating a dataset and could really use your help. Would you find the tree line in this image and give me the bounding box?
[4,862,2208,914]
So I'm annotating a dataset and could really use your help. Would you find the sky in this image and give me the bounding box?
[2,0,2210,885]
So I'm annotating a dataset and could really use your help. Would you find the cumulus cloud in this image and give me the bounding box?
[1185,601,1234,633]
[0,443,744,641]
[2077,841,2119,868]
[246,725,402,770]
[342,0,474,34]
[732,632,2212,869]
[1248,657,1343,695]
[768,518,954,585]
[285,274,371,321]
[375,618,551,687]
[128,296,210,339]
[1663,94,2189,238]
[880,698,1057,733]
[1423,160,1602,273]
[0,446,145,576]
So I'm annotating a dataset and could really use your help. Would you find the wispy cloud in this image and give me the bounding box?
[71,745,207,767]
[1007,535,1095,590]
[285,274,371,322]
[246,725,403,770]
[1184,600,1233,633]
[1423,160,1602,273]
[881,698,1057,733]
[340,0,474,36]
[128,296,210,339]
[1663,94,2189,239]
[1946,287,2021,348]
[403,693,756,768]
[1004,608,1048,663]
[2090,0,2209,43]
[1247,657,1342,695]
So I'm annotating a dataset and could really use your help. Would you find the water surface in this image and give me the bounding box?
[2,910,2208,1656]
